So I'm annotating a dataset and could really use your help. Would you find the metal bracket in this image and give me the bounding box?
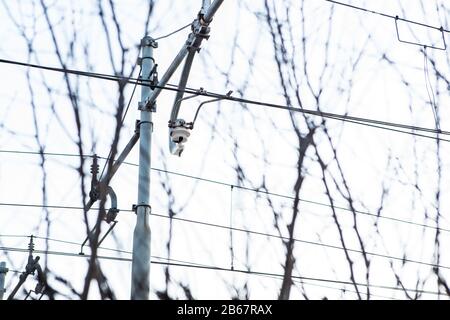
[186,19,211,52]
[145,63,159,90]
[136,120,153,132]
[132,204,152,214]
[168,118,193,130]
[134,119,141,134]
[139,64,159,112]
[138,59,159,91]
[24,287,45,300]
[191,90,233,128]
[79,186,120,255]
[140,99,157,112]
[137,56,156,66]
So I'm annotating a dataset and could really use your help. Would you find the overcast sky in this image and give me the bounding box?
[1,0,450,300]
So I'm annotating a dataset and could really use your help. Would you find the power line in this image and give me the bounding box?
[0,245,441,296]
[99,65,142,181]
[286,274,398,299]
[4,269,23,274]
[0,58,449,141]
[0,235,396,300]
[150,261,442,296]
[0,235,399,299]
[0,234,131,256]
[1,233,209,268]
[0,239,212,269]
[324,115,450,142]
[0,148,448,234]
[153,22,192,41]
[325,0,450,33]
[1,202,449,272]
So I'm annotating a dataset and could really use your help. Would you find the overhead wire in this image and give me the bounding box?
[0,245,442,296]
[1,202,450,272]
[0,148,448,234]
[153,22,192,41]
[0,235,397,299]
[8,270,23,274]
[0,58,449,141]
[0,234,130,256]
[0,237,213,269]
[324,0,450,34]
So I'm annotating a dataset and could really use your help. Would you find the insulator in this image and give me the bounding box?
[28,236,35,252]
[90,154,99,175]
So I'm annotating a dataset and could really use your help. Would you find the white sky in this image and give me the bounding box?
[1,0,450,300]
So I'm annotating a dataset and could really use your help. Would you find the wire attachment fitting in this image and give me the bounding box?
[187,18,211,52]
[394,16,447,50]
[132,204,152,214]
[191,90,233,128]
[81,160,121,255]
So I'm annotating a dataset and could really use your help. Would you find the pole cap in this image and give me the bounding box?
[141,36,158,48]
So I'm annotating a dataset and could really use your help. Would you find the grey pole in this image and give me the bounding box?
[0,261,8,300]
[131,36,157,300]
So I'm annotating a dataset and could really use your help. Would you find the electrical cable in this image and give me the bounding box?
[0,58,449,140]
[1,203,450,271]
[423,47,440,132]
[0,240,213,269]
[325,0,450,33]
[153,22,192,41]
[0,235,396,299]
[0,148,448,234]
[0,245,442,296]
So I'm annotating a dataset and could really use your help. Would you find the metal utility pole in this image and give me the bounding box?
[131,36,157,300]
[129,0,223,299]
[0,261,8,300]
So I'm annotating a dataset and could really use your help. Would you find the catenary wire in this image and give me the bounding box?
[0,235,397,299]
[0,234,131,256]
[287,278,398,300]
[324,0,450,33]
[0,148,448,234]
[324,115,449,142]
[0,57,448,277]
[0,235,213,268]
[0,245,441,296]
[153,22,192,41]
[0,58,449,140]
[1,202,450,272]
